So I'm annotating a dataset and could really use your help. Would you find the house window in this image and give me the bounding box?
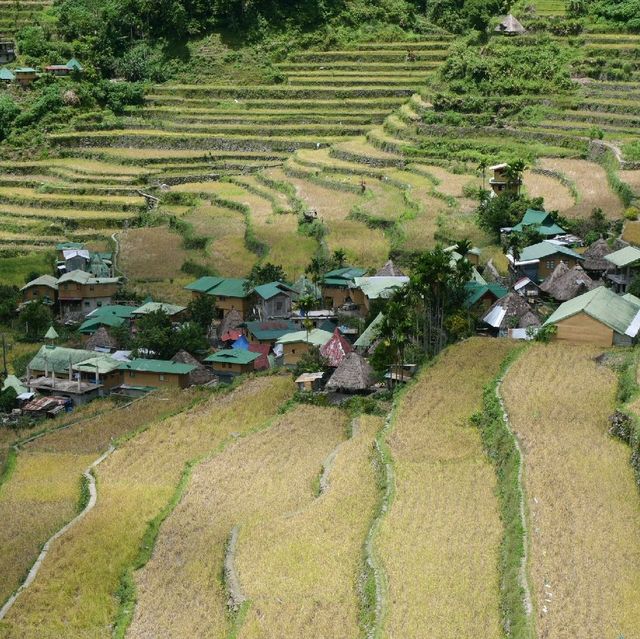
[276,301,283,311]
[546,260,555,270]
[159,374,165,381]
[129,371,136,378]
[84,301,90,307]
[97,301,102,307]
[90,285,95,291]
[292,348,296,354]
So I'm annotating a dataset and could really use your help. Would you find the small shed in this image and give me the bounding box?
[539,263,596,302]
[495,14,526,35]
[295,371,324,392]
[482,291,540,337]
[604,245,640,293]
[326,352,375,393]
[513,276,540,300]
[85,326,119,352]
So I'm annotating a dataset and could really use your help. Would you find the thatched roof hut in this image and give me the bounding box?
[86,326,118,351]
[326,352,376,393]
[582,239,612,273]
[540,263,596,302]
[483,291,539,332]
[495,14,526,35]
[217,309,243,340]
[375,260,405,277]
[171,350,215,385]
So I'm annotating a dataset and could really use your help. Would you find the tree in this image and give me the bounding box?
[477,158,488,191]
[293,346,329,379]
[188,295,216,333]
[174,322,209,354]
[18,301,52,341]
[305,256,330,285]
[0,386,17,413]
[332,248,347,269]
[246,262,287,290]
[0,285,19,323]
[0,95,19,142]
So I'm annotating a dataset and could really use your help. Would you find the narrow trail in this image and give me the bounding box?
[0,445,115,621]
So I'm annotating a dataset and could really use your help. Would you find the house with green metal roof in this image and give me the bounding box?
[350,276,409,314]
[321,267,368,309]
[79,305,138,335]
[14,67,37,86]
[604,245,640,293]
[58,270,121,318]
[244,320,298,344]
[119,359,196,389]
[544,286,640,346]
[132,301,187,319]
[185,276,252,318]
[20,274,59,306]
[205,349,260,378]
[277,328,334,366]
[509,241,583,283]
[464,281,508,311]
[354,313,384,353]
[0,68,15,82]
[510,209,566,237]
[28,346,97,376]
[252,282,295,319]
[73,355,123,390]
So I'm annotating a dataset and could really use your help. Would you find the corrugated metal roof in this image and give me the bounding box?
[245,320,298,341]
[119,359,195,374]
[29,346,97,374]
[74,356,121,375]
[519,241,583,262]
[319,329,353,367]
[354,313,383,349]
[21,274,58,291]
[276,328,334,347]
[604,246,640,268]
[544,286,640,336]
[205,349,260,365]
[352,276,409,300]
[184,276,224,293]
[132,302,186,316]
[253,282,293,300]
[58,270,119,285]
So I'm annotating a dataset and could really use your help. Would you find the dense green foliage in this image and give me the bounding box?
[133,309,208,358]
[17,301,53,341]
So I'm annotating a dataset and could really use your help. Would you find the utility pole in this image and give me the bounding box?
[1,334,7,380]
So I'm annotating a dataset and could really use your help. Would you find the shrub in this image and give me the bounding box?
[624,207,640,221]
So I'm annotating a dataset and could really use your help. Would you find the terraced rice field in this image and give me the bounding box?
[377,338,515,638]
[502,344,640,638]
[128,406,379,638]
[0,0,51,37]
[0,376,293,639]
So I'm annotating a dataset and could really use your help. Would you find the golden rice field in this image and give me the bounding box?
[538,158,624,219]
[0,376,293,638]
[502,344,640,638]
[523,169,575,212]
[128,406,377,638]
[377,338,515,639]
[0,389,197,609]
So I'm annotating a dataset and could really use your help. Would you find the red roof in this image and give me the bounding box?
[319,328,353,367]
[221,329,243,342]
[249,343,270,371]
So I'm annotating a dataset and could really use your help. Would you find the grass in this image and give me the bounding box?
[0,252,53,286]
[377,338,515,638]
[0,376,293,638]
[126,406,359,637]
[501,344,640,637]
[522,169,575,212]
[623,221,640,245]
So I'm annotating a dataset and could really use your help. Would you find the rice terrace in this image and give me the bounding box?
[1,0,640,637]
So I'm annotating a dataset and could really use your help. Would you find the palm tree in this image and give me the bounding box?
[505,159,527,195]
[456,238,472,258]
[477,159,488,191]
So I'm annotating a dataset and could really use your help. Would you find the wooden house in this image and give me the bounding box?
[79,305,137,336]
[464,281,507,313]
[350,276,409,315]
[295,372,324,392]
[185,276,252,319]
[118,359,196,389]
[131,301,187,323]
[489,163,521,196]
[20,274,58,306]
[58,270,120,318]
[56,241,85,261]
[244,320,298,346]
[509,241,583,283]
[0,40,16,64]
[276,328,334,366]
[321,267,367,309]
[604,245,640,293]
[204,349,260,380]
[544,286,640,347]
[73,355,123,391]
[14,67,37,86]
[539,263,596,302]
[251,282,294,319]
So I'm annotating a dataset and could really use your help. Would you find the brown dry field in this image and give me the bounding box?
[128,406,358,638]
[118,226,189,281]
[538,158,624,218]
[619,168,640,195]
[502,344,640,639]
[0,377,293,639]
[238,414,382,638]
[523,170,575,212]
[622,220,640,245]
[378,338,514,639]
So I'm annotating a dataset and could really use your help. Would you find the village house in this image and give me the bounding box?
[44,58,83,76]
[445,244,482,267]
[185,276,253,319]
[295,371,325,392]
[205,349,261,380]
[58,270,121,318]
[79,305,138,336]
[513,276,540,300]
[509,209,566,238]
[349,276,409,315]
[20,274,59,307]
[251,282,295,319]
[326,351,376,394]
[354,312,383,355]
[604,245,640,293]
[14,67,37,87]
[489,163,521,196]
[539,263,596,302]
[0,68,14,83]
[582,238,614,277]
[544,286,640,347]
[509,241,583,283]
[172,350,216,386]
[72,355,123,391]
[464,281,507,313]
[0,39,15,64]
[319,328,353,368]
[131,301,187,323]
[244,320,298,346]
[321,267,368,309]
[276,328,334,366]
[118,359,196,389]
[482,291,540,338]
